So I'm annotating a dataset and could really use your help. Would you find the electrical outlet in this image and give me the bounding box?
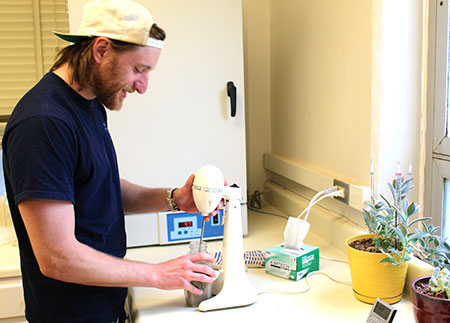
[333,179,349,204]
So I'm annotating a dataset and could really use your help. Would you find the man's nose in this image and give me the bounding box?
[134,74,149,94]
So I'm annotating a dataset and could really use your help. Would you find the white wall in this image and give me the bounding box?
[243,0,425,212]
[377,0,424,201]
[242,0,272,195]
[269,0,373,187]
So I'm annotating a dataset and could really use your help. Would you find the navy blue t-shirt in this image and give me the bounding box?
[2,72,127,323]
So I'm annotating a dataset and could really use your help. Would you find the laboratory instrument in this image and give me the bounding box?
[192,165,257,311]
[366,298,397,323]
[193,165,225,251]
[157,210,224,244]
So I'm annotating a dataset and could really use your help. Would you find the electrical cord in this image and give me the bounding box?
[257,270,352,296]
[295,188,333,220]
[248,186,344,221]
[297,187,344,221]
[304,190,344,221]
[320,254,349,264]
[257,256,351,295]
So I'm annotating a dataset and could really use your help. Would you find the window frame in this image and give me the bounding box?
[426,0,450,238]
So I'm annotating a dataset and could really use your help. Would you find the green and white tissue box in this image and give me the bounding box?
[265,244,319,281]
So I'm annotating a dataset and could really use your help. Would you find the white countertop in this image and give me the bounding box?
[125,208,417,323]
[0,241,20,279]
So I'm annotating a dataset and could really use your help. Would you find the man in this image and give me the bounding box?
[2,0,216,322]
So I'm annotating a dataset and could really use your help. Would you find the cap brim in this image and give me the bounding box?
[53,31,90,43]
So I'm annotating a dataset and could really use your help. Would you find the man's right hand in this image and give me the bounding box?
[150,253,215,295]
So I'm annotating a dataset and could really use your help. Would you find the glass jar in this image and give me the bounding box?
[184,240,213,307]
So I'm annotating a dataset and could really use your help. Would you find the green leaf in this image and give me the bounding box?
[434,238,440,247]
[388,182,396,199]
[404,199,409,213]
[403,177,414,187]
[380,257,397,264]
[400,225,407,237]
[380,194,393,209]
[409,217,430,227]
[430,225,439,235]
[393,227,406,245]
[425,247,435,254]
[375,201,385,209]
[389,248,402,259]
[407,202,419,216]
[398,209,407,223]
[404,247,413,253]
[401,183,414,195]
[410,232,430,240]
[431,276,439,286]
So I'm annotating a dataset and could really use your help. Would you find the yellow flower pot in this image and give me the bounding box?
[346,233,408,304]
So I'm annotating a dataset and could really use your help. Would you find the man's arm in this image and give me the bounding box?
[120,175,201,214]
[120,175,224,216]
[120,178,169,214]
[18,198,214,294]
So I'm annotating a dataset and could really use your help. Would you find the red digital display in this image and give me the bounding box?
[178,221,193,228]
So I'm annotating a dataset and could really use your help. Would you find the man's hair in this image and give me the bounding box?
[51,24,166,90]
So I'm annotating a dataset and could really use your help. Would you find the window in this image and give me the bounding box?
[0,0,69,120]
[427,0,450,239]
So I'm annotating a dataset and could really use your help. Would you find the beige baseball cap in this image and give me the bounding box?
[54,0,164,49]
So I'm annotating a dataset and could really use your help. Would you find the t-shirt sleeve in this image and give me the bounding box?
[4,115,77,205]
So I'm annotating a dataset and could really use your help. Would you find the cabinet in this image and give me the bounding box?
[0,244,25,322]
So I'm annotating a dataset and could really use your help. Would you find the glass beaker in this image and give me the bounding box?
[184,240,213,307]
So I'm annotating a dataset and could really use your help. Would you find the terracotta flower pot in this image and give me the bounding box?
[411,276,450,323]
[346,233,408,304]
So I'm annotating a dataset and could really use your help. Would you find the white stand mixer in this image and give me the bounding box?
[192,165,257,311]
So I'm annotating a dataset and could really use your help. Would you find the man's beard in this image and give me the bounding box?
[91,57,127,111]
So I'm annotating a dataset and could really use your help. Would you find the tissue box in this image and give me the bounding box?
[265,244,319,281]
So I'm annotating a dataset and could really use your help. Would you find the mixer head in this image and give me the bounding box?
[192,165,225,216]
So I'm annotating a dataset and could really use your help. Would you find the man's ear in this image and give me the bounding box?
[92,37,110,64]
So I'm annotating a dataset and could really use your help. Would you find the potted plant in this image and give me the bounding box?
[346,176,431,304]
[410,223,450,323]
